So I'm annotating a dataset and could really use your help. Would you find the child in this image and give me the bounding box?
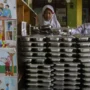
[3,5,11,18]
[5,56,11,74]
[38,5,61,29]
[6,83,9,90]
[0,55,12,75]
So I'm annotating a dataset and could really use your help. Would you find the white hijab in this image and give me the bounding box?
[39,5,61,29]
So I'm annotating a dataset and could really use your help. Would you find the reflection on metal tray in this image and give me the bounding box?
[18,35,90,90]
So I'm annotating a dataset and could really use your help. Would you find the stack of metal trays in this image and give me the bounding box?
[77,36,90,90]
[47,36,80,90]
[18,35,53,90]
[18,35,90,90]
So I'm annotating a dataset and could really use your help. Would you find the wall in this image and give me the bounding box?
[67,0,77,27]
[77,0,82,27]
[67,0,82,27]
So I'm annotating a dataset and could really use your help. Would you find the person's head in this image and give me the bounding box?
[39,5,60,29]
[42,5,54,21]
[5,5,9,9]
[6,83,9,87]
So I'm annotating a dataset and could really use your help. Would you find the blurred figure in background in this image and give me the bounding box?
[71,23,90,35]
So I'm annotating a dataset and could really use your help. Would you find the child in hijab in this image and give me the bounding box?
[38,5,61,31]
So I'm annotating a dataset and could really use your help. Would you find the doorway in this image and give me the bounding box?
[82,0,90,23]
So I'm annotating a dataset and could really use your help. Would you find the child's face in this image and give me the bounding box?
[6,83,9,86]
[5,5,8,9]
[43,9,53,21]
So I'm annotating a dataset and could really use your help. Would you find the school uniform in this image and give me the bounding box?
[71,23,90,35]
